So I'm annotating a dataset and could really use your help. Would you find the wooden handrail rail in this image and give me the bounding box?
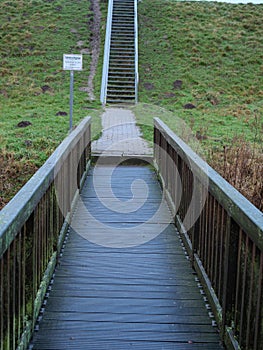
[0,116,91,350]
[154,117,263,350]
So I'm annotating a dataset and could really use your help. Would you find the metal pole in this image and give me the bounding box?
[69,70,74,131]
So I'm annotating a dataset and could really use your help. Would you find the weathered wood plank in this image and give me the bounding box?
[31,340,222,350]
[41,311,214,324]
[33,329,221,342]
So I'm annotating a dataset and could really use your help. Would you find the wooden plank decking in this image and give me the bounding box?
[31,165,224,349]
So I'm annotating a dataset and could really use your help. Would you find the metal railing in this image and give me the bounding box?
[100,0,113,105]
[134,0,139,103]
[154,118,263,350]
[0,117,91,350]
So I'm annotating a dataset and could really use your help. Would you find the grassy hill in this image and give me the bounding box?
[137,0,263,145]
[0,0,262,210]
[135,0,263,209]
[0,0,105,206]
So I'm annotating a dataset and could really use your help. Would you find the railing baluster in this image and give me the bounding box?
[246,243,256,348]
[22,224,26,345]
[221,215,231,331]
[254,251,263,348]
[234,228,242,332]
[218,208,225,302]
[0,256,3,350]
[240,234,249,343]
[7,247,10,350]
[213,201,220,289]
[17,231,22,345]
[12,240,16,349]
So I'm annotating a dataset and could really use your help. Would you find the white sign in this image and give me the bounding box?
[63,54,83,71]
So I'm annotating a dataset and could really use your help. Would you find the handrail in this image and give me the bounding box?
[0,117,91,350]
[100,0,113,105]
[134,0,139,103]
[154,117,263,350]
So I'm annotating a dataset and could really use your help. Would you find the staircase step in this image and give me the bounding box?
[111,34,134,38]
[108,84,135,88]
[107,96,136,101]
[108,75,135,78]
[112,19,134,23]
[109,59,134,63]
[108,67,135,71]
[112,22,134,26]
[108,77,135,81]
[111,38,134,42]
[112,25,134,29]
[109,61,134,64]
[108,91,135,94]
[109,54,134,58]
[108,69,135,73]
[110,50,135,54]
[110,45,134,49]
[108,82,135,86]
[109,65,135,70]
[111,40,134,44]
[111,45,134,50]
[113,14,134,16]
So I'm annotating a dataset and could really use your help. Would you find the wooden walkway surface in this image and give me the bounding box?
[31,165,224,349]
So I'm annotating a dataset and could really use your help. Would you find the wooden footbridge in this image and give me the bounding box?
[1,117,262,349]
[1,1,263,350]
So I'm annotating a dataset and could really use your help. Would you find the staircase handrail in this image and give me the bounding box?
[100,0,114,105]
[134,0,139,103]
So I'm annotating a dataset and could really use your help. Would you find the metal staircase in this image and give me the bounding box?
[100,0,138,105]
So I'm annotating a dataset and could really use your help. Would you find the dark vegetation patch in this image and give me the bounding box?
[173,80,183,90]
[17,120,32,128]
[144,82,155,90]
[184,103,196,109]
[56,111,68,116]
[209,138,263,211]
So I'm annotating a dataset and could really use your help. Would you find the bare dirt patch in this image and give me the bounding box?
[84,0,101,100]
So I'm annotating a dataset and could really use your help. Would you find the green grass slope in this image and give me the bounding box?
[136,0,263,210]
[137,0,263,146]
[0,0,105,207]
[0,0,262,210]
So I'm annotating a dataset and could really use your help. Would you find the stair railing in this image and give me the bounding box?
[134,0,139,103]
[100,0,114,105]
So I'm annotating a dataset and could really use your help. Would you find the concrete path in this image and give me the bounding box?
[92,108,152,157]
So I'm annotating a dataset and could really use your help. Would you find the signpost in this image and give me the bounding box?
[63,54,83,131]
